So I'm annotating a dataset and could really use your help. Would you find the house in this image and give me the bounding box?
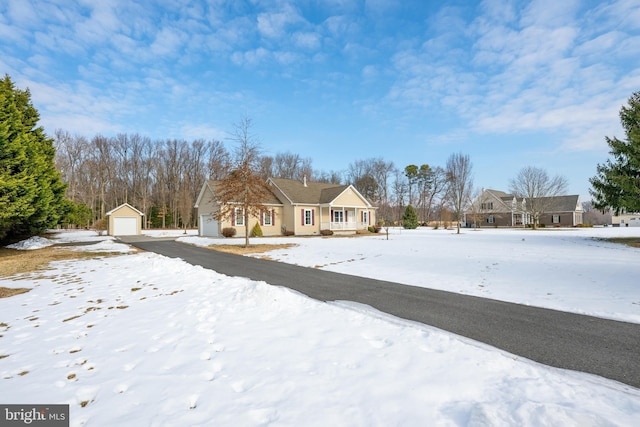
[194,180,284,237]
[106,203,144,236]
[464,189,583,227]
[194,177,377,237]
[267,177,376,235]
[612,212,640,227]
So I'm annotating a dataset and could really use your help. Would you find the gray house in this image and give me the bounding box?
[465,189,583,227]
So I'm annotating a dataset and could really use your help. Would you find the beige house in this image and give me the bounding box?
[106,203,144,236]
[465,189,583,227]
[612,212,640,227]
[194,177,377,237]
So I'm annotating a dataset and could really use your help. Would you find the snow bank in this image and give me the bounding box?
[5,236,54,250]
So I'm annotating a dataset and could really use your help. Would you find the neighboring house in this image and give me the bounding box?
[106,203,144,236]
[464,189,583,227]
[194,177,377,237]
[612,213,640,227]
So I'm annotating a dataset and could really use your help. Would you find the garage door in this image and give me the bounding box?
[200,215,219,237]
[113,217,138,236]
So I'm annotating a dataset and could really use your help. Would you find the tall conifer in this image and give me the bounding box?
[0,75,66,241]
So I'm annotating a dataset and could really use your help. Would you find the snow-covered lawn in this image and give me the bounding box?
[181,226,640,324]
[1,227,639,426]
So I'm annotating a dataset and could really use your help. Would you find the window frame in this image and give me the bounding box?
[263,210,273,226]
[304,209,313,226]
[234,208,244,226]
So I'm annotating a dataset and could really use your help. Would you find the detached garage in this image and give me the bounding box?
[106,203,144,236]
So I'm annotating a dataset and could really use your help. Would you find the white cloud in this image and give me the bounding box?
[150,27,187,57]
[257,4,303,39]
[383,1,639,153]
[293,31,320,50]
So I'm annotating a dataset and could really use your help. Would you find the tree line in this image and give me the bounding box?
[2,71,639,242]
[53,125,471,230]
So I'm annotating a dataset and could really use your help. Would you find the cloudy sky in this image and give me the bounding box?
[2,0,639,199]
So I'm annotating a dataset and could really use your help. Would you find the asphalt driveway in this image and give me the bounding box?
[120,235,640,389]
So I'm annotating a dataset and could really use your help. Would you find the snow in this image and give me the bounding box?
[5,236,55,250]
[2,227,640,426]
[180,226,640,324]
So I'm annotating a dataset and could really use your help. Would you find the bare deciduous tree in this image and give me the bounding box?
[445,153,474,234]
[215,117,273,247]
[509,166,568,229]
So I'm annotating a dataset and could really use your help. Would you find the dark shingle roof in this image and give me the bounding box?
[534,195,580,212]
[207,180,283,205]
[269,178,349,204]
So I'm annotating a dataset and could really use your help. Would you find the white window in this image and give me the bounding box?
[263,210,272,226]
[333,210,344,222]
[304,209,313,225]
[234,208,244,226]
[487,215,495,224]
[552,215,560,224]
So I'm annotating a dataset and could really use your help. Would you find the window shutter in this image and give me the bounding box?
[301,209,304,226]
[312,209,315,226]
[271,209,275,225]
[260,210,264,226]
[232,209,235,226]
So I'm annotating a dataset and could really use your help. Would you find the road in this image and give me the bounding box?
[120,235,640,389]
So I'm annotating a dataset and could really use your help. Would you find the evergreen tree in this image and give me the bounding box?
[0,75,66,241]
[590,91,640,214]
[402,205,419,229]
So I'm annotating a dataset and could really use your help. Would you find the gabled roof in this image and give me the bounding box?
[106,203,144,216]
[533,195,581,212]
[194,180,283,208]
[468,190,580,214]
[268,178,351,205]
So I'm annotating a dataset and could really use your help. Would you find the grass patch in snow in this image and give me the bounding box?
[0,246,99,278]
[604,237,640,248]
[206,243,298,255]
[0,287,30,298]
[0,245,112,298]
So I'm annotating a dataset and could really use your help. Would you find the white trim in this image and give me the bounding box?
[106,203,144,216]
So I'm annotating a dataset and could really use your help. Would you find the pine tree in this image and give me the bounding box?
[402,205,419,229]
[590,91,640,214]
[0,75,66,242]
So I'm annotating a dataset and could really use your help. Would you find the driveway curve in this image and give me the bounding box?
[120,235,640,389]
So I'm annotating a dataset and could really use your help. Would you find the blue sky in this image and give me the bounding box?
[2,0,639,200]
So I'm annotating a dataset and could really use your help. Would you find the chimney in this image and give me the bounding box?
[303,176,307,187]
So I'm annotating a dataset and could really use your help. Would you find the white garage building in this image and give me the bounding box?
[106,203,144,236]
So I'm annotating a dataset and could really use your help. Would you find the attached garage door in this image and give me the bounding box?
[200,215,219,237]
[113,217,138,236]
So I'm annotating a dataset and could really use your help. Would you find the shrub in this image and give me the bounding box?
[402,205,419,229]
[93,218,107,235]
[320,229,334,236]
[250,222,263,237]
[222,227,236,238]
[282,230,295,236]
